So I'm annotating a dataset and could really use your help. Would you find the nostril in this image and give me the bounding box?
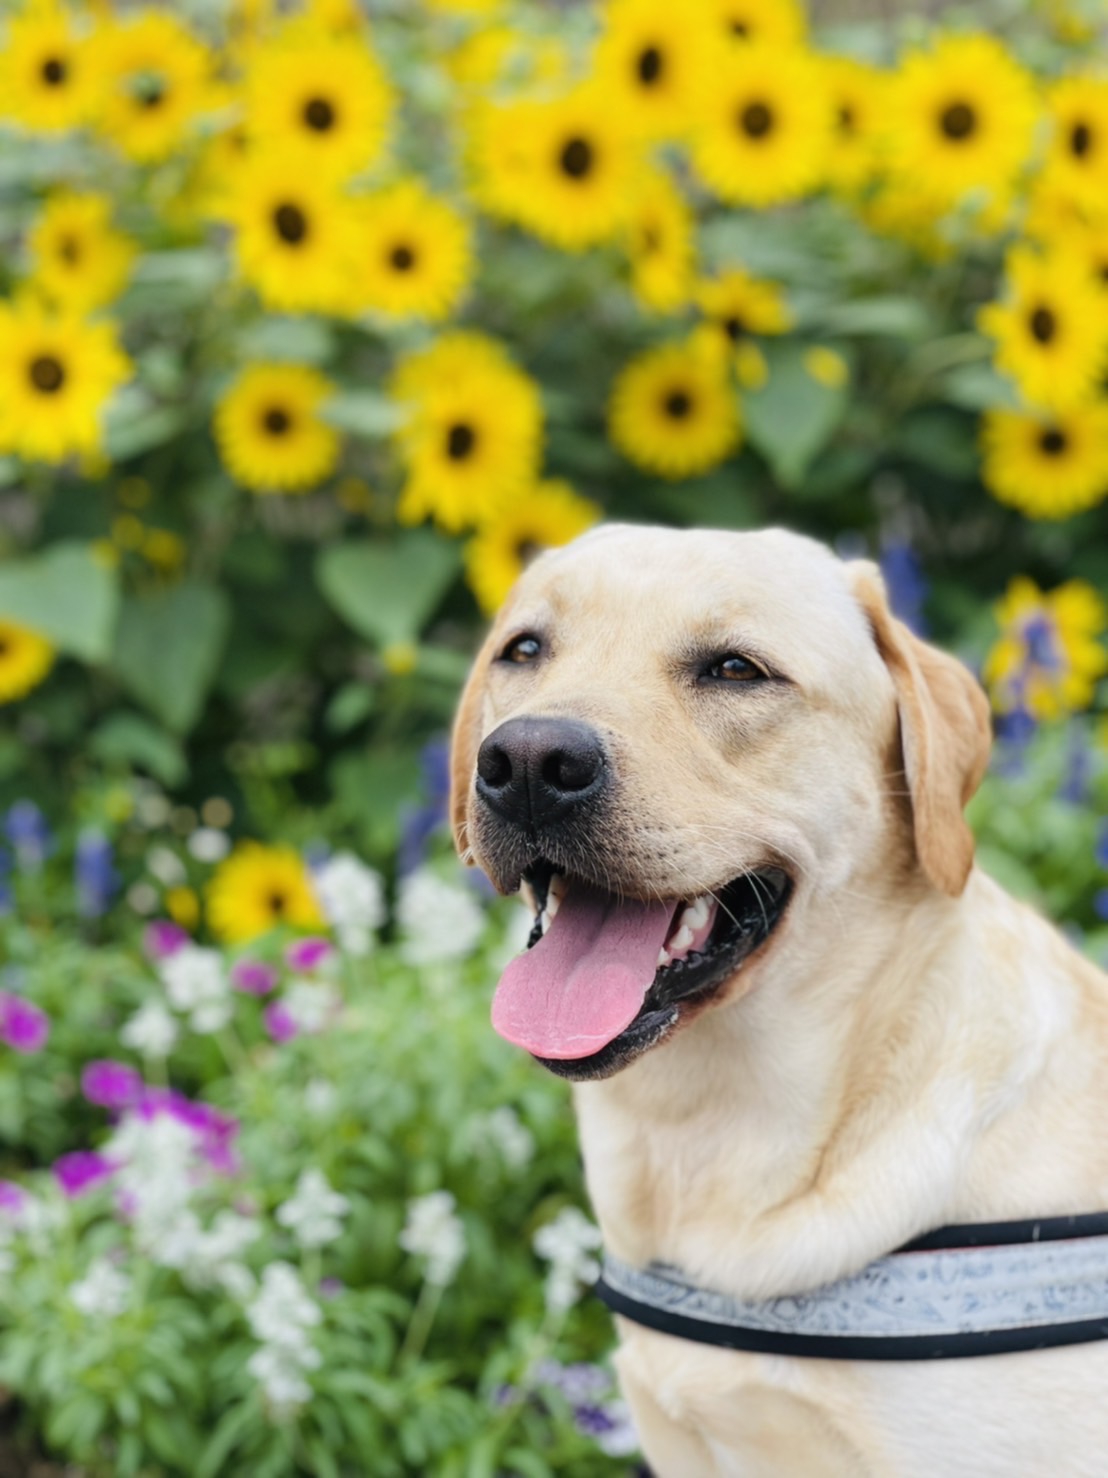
[477,742,512,788]
[542,745,601,794]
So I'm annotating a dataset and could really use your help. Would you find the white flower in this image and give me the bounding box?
[187,826,231,863]
[104,1112,197,1246]
[156,1207,260,1294]
[396,869,486,967]
[304,1078,338,1118]
[276,1168,350,1250]
[399,1190,466,1287]
[473,1106,535,1171]
[284,979,340,1035]
[126,881,159,916]
[145,845,185,886]
[246,1261,323,1419]
[246,1344,319,1418]
[70,1258,131,1319]
[120,999,179,1057]
[533,1207,603,1314]
[160,946,232,1034]
[594,1398,640,1457]
[313,853,385,956]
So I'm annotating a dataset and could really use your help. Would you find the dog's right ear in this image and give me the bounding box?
[449,626,501,863]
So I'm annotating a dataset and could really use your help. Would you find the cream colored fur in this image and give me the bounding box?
[450,525,1108,1477]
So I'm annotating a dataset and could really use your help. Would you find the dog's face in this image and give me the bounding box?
[451,525,991,1081]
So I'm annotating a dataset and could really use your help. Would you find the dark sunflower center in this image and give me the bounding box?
[730,19,749,36]
[940,101,976,141]
[637,45,663,85]
[641,225,661,252]
[29,355,65,394]
[40,55,67,86]
[515,538,542,565]
[723,314,745,341]
[58,233,81,265]
[1039,427,1068,456]
[1029,305,1057,344]
[838,103,856,132]
[739,101,774,139]
[560,137,594,179]
[0,638,8,656]
[274,203,308,244]
[447,423,476,460]
[303,96,336,132]
[390,243,416,271]
[1070,121,1093,158]
[664,388,692,419]
[268,891,287,915]
[132,71,166,109]
[263,407,291,436]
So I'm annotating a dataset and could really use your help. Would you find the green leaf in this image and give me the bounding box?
[819,296,931,339]
[104,388,185,462]
[941,362,1020,411]
[744,341,852,489]
[237,315,336,364]
[324,681,376,734]
[322,391,407,438]
[113,582,230,734]
[89,712,188,787]
[316,530,460,648]
[0,542,119,660]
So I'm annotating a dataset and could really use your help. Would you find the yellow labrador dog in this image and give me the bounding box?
[449,524,1108,1477]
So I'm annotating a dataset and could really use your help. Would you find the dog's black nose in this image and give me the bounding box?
[476,717,606,828]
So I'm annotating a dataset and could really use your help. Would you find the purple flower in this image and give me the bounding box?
[1059,727,1092,806]
[134,1089,240,1175]
[143,920,190,960]
[231,958,278,996]
[4,801,51,870]
[53,1150,115,1198]
[0,1181,27,1216]
[879,540,928,636]
[75,831,119,919]
[284,937,333,972]
[264,1000,299,1044]
[0,993,49,1054]
[397,737,450,877]
[81,1059,144,1110]
[318,1277,345,1299]
[534,1360,611,1404]
[1095,822,1108,872]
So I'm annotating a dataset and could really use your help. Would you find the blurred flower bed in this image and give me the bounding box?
[0,0,1107,1470]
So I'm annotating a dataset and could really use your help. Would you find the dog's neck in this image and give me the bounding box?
[573,866,1101,1301]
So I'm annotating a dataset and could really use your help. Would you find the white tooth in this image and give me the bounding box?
[657,947,671,968]
[685,896,709,930]
[548,873,566,900]
[545,891,560,919]
[670,924,694,953]
[540,910,552,934]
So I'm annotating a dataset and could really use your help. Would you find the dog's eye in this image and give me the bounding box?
[703,654,766,683]
[499,634,542,664]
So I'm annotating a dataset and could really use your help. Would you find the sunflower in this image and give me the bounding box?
[691,44,831,208]
[593,0,713,141]
[822,56,887,194]
[243,22,393,182]
[391,333,543,531]
[981,404,1108,519]
[207,842,324,944]
[214,364,339,494]
[357,179,472,321]
[92,10,214,163]
[702,0,806,48]
[0,621,54,704]
[883,35,1038,213]
[0,1,97,133]
[984,576,1107,720]
[475,86,643,251]
[0,298,131,464]
[978,246,1108,412]
[697,267,790,346]
[465,480,601,615]
[609,336,741,479]
[222,151,366,315]
[625,168,695,315]
[27,193,135,313]
[1040,76,1108,218]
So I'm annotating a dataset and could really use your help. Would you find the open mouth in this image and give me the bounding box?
[492,862,792,1081]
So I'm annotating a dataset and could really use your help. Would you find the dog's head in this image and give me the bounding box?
[450,525,991,1081]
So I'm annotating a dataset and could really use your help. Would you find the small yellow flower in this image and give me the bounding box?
[27,193,135,313]
[1040,75,1108,219]
[465,480,601,615]
[207,841,323,944]
[111,513,145,550]
[382,641,419,676]
[697,268,791,361]
[609,336,741,480]
[357,179,473,322]
[804,346,849,388]
[981,403,1108,520]
[593,0,714,141]
[984,576,1107,720]
[142,529,186,571]
[0,1,98,133]
[214,364,340,494]
[0,620,54,704]
[0,297,131,464]
[703,0,807,48]
[92,9,215,164]
[625,169,695,315]
[166,886,200,931]
[822,56,887,195]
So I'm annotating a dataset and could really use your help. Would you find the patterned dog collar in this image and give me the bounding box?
[596,1213,1108,1361]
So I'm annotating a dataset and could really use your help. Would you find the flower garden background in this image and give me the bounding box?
[0,0,1106,1471]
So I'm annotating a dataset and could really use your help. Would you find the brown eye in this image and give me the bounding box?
[500,634,542,663]
[704,654,764,682]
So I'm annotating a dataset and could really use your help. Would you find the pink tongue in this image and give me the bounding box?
[492,883,674,1060]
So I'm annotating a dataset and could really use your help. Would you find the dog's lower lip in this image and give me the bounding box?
[519,863,793,1080]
